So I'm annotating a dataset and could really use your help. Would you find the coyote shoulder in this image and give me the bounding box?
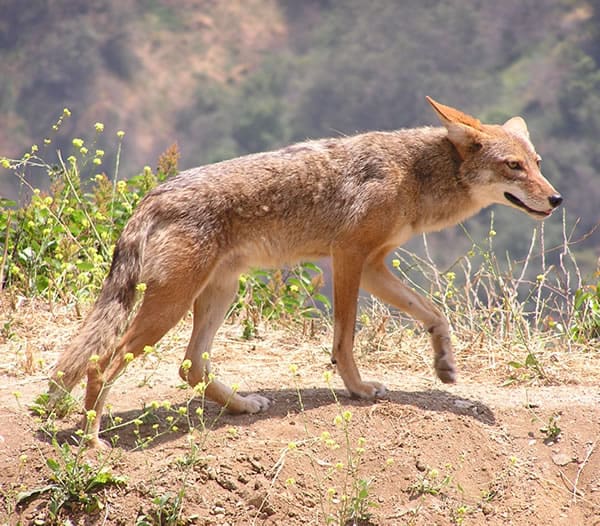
[49,97,562,447]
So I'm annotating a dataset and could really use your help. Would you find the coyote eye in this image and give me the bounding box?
[536,156,542,168]
[506,160,523,170]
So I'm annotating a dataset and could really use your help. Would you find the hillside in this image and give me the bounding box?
[0,0,286,177]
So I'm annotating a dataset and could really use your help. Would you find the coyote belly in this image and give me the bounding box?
[49,97,562,447]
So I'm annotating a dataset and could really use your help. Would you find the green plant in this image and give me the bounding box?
[347,477,377,525]
[408,467,453,498]
[30,391,79,435]
[276,367,379,525]
[506,351,547,384]
[0,110,157,302]
[571,276,600,341]
[452,504,474,525]
[540,413,562,444]
[136,490,187,526]
[1,111,329,332]
[16,439,126,521]
[233,263,330,340]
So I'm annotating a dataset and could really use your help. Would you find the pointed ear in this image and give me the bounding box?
[426,96,485,159]
[503,116,530,140]
[426,97,483,130]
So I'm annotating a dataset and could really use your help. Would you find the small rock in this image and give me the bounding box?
[249,458,264,473]
[247,494,266,509]
[552,453,574,466]
[416,459,427,472]
[247,492,275,516]
[481,502,494,516]
[217,476,237,491]
[454,399,473,410]
[262,505,276,517]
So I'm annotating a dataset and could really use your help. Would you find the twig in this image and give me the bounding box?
[572,437,598,501]
[0,210,11,289]
[558,470,583,497]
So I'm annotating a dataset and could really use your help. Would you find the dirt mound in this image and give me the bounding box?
[1,301,599,524]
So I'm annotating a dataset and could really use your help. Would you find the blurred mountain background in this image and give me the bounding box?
[1,0,598,272]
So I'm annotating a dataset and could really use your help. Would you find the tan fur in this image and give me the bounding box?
[49,98,562,447]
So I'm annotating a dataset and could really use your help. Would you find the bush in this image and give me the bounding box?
[0,111,328,328]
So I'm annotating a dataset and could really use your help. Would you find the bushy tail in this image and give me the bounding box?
[49,218,148,394]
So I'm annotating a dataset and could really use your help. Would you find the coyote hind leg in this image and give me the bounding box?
[84,281,198,447]
[181,271,270,414]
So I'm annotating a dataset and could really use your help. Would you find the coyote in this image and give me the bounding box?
[49,98,562,447]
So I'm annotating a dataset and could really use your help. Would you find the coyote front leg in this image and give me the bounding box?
[331,248,387,398]
[361,258,456,383]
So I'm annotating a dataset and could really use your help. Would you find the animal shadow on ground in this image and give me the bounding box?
[48,387,495,450]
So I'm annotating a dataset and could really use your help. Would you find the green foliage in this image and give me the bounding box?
[346,478,377,525]
[234,263,330,335]
[2,0,599,270]
[507,352,547,385]
[571,277,600,341]
[0,113,156,301]
[16,439,126,521]
[31,391,78,421]
[539,413,562,444]
[409,467,453,498]
[135,490,186,526]
[1,112,329,331]
[100,31,140,80]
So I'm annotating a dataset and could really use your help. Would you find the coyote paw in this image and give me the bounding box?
[87,436,111,450]
[434,355,457,384]
[349,380,388,400]
[240,393,271,414]
[431,332,457,384]
[76,417,111,450]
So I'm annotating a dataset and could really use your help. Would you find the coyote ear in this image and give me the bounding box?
[426,96,484,159]
[503,116,530,140]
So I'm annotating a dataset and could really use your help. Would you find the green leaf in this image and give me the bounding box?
[77,261,95,271]
[525,353,538,367]
[16,484,55,504]
[508,361,523,369]
[46,457,61,473]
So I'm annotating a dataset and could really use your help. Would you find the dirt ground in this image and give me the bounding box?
[1,299,599,525]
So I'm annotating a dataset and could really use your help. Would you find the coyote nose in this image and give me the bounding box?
[548,194,563,208]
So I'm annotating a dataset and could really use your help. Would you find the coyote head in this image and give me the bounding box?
[427,97,562,220]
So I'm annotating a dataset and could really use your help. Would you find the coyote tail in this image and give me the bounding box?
[50,217,148,393]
